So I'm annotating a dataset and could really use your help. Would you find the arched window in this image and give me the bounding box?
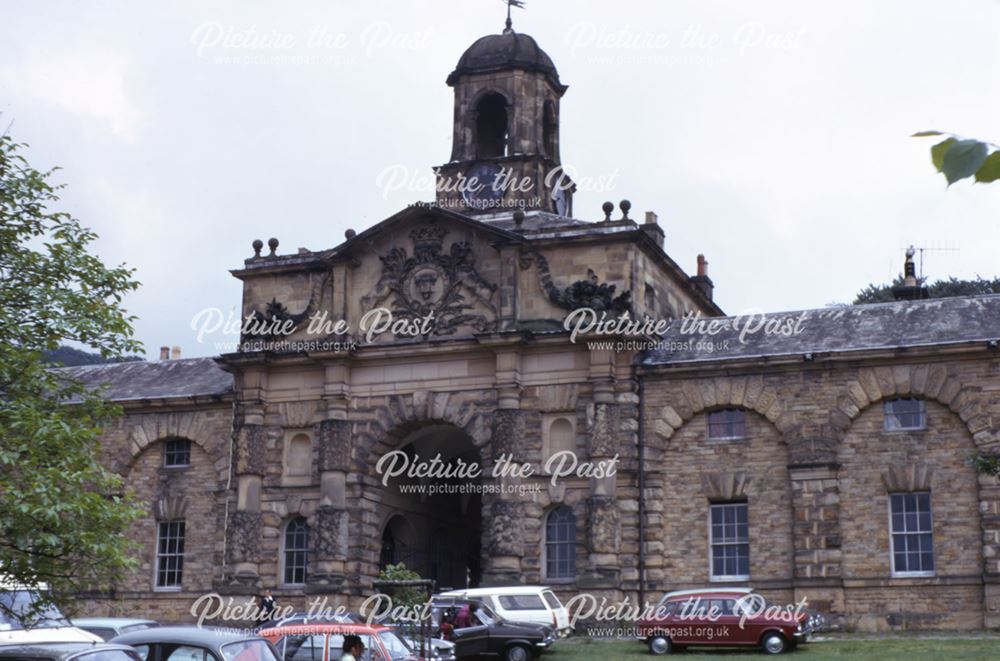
[545,506,576,579]
[475,93,508,158]
[283,517,309,585]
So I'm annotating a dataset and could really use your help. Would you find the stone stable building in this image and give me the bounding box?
[67,26,1000,631]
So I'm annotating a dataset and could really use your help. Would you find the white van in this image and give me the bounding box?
[0,579,102,645]
[437,586,572,637]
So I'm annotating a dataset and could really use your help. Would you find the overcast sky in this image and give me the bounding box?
[2,0,998,359]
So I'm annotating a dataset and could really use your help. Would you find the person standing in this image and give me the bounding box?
[258,589,277,622]
[340,635,365,661]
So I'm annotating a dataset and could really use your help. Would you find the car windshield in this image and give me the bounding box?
[73,651,143,661]
[278,633,327,661]
[0,590,68,630]
[378,631,411,661]
[221,640,280,661]
[472,604,499,626]
[121,623,155,634]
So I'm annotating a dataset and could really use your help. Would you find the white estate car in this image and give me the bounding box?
[436,586,573,637]
[0,580,102,645]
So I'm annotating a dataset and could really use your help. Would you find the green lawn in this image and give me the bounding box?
[544,637,1000,660]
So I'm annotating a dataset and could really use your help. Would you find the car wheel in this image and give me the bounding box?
[648,635,672,655]
[761,632,788,655]
[505,643,531,661]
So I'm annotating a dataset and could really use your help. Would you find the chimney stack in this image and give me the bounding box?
[641,211,665,248]
[171,346,182,360]
[159,346,170,361]
[690,254,714,301]
[892,246,928,301]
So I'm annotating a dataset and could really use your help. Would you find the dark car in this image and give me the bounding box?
[428,598,554,661]
[109,626,280,661]
[71,619,159,642]
[0,642,142,661]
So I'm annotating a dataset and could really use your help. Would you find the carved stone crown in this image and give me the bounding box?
[411,223,448,254]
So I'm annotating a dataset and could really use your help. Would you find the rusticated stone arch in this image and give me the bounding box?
[346,390,498,589]
[352,391,496,481]
[652,383,795,586]
[836,368,989,616]
[118,410,227,479]
[652,375,795,443]
[832,364,997,450]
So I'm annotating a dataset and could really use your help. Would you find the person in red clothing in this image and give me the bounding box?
[438,612,455,641]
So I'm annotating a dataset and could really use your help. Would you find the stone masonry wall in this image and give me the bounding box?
[643,354,1000,631]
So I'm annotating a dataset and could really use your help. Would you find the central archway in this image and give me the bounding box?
[377,423,483,590]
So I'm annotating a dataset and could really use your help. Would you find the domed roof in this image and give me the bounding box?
[447,30,565,91]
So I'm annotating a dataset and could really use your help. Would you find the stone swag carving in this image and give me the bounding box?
[243,270,331,343]
[361,221,498,337]
[519,251,632,315]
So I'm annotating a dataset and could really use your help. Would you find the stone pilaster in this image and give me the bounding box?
[223,421,266,590]
[308,418,350,591]
[789,462,845,617]
[482,407,526,584]
[483,499,525,585]
[979,470,1000,627]
[578,495,621,588]
[580,385,622,587]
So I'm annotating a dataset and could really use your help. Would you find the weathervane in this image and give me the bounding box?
[502,0,525,33]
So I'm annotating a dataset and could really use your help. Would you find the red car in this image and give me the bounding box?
[260,623,428,661]
[636,588,818,655]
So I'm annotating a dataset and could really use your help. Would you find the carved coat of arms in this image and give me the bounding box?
[361,222,498,336]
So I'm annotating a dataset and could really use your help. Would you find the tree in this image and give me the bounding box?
[913,131,1000,185]
[42,345,143,367]
[375,562,428,614]
[0,134,143,623]
[854,275,1000,305]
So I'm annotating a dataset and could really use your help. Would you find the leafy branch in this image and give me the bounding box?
[913,131,1000,186]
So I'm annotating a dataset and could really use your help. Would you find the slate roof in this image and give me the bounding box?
[643,294,1000,366]
[55,357,233,402]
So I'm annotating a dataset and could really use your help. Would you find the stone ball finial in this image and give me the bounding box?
[513,209,525,228]
[252,239,263,258]
[619,199,632,219]
[602,201,614,221]
[345,229,357,239]
[267,237,279,256]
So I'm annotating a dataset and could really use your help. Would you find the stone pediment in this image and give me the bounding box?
[341,208,516,343]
